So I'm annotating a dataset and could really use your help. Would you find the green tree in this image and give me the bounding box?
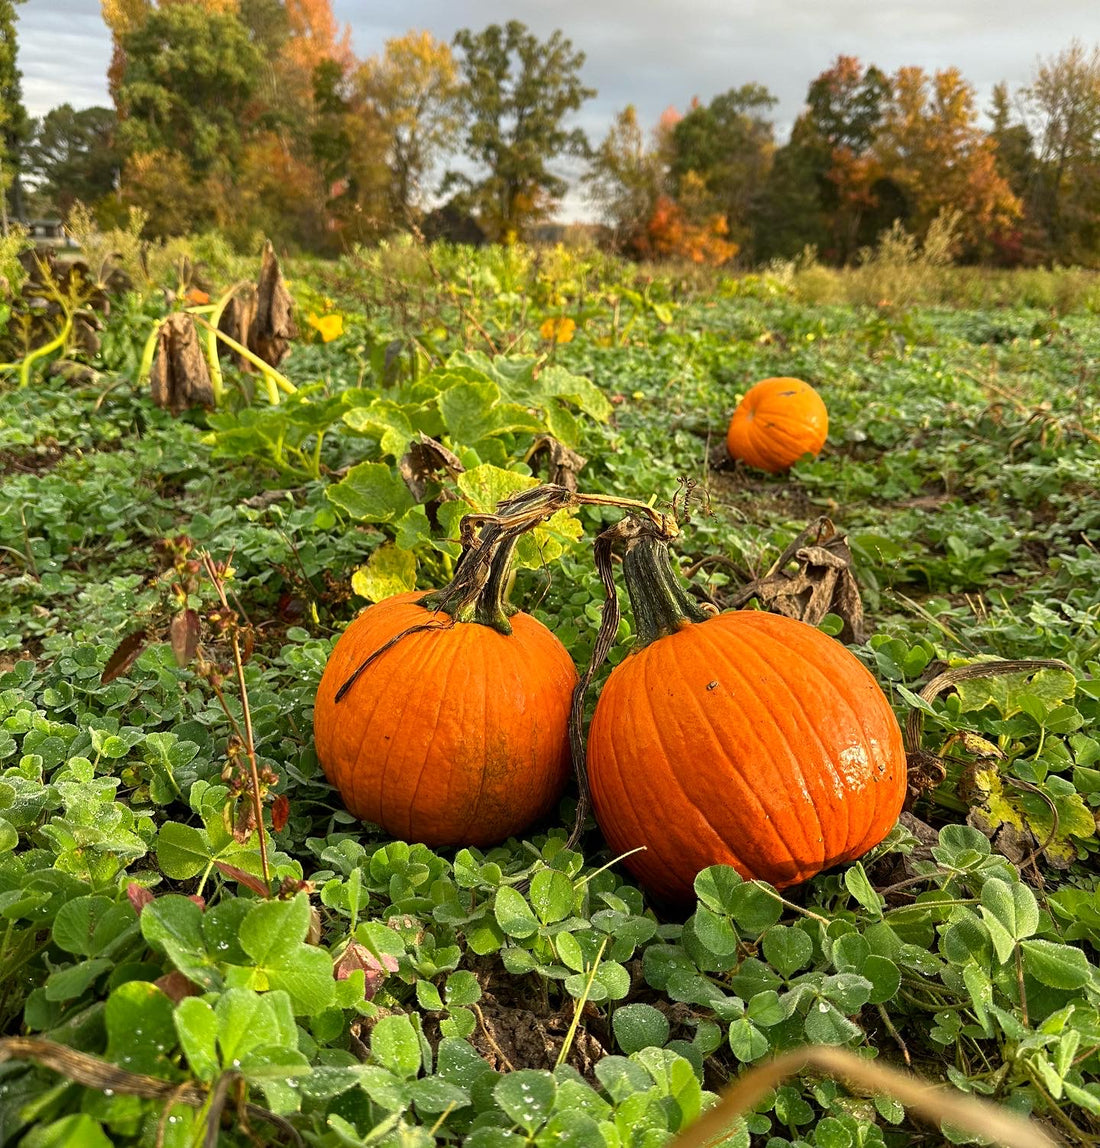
[25,105,121,218]
[448,20,595,241]
[668,84,776,257]
[115,3,265,232]
[752,142,830,262]
[1,0,29,223]
[116,4,263,174]
[1022,40,1100,263]
[585,104,666,252]
[786,57,892,262]
[989,82,1034,195]
[310,57,390,246]
[356,30,461,225]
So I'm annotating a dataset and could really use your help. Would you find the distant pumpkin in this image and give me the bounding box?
[727,377,828,472]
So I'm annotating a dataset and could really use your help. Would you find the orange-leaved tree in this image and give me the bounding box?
[637,175,739,266]
[873,66,1022,258]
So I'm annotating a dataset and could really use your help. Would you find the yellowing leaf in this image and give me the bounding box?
[539,316,575,344]
[456,465,537,514]
[306,313,345,343]
[351,544,417,603]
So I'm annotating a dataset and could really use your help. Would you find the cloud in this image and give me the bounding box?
[18,5,112,118]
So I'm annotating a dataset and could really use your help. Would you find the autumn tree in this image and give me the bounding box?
[1,0,28,222]
[25,105,121,218]
[448,20,594,242]
[101,0,237,99]
[586,105,667,252]
[667,84,776,258]
[872,66,1021,258]
[115,3,265,232]
[355,31,460,225]
[307,57,391,245]
[104,0,355,245]
[1022,41,1100,263]
[784,57,892,262]
[280,0,352,87]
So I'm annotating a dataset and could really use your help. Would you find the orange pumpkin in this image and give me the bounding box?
[726,377,828,472]
[314,583,577,848]
[587,529,905,902]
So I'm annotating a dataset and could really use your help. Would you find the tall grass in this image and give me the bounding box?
[756,212,1100,314]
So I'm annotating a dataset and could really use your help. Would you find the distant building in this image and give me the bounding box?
[25,220,78,249]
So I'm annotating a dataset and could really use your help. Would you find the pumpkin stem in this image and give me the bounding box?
[420,534,519,634]
[419,484,581,634]
[622,531,711,648]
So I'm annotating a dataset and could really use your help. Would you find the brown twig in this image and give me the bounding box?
[203,1071,240,1148]
[200,552,270,889]
[667,1045,1057,1148]
[904,659,1074,755]
[472,1003,515,1072]
[0,1038,302,1145]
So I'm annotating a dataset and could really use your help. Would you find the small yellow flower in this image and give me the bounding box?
[306,313,345,343]
[539,316,576,345]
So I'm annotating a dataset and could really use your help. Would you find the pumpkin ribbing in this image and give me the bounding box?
[726,376,828,473]
[586,528,905,901]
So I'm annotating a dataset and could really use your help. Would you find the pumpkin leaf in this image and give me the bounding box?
[351,544,417,603]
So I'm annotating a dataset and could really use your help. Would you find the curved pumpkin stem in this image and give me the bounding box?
[565,512,699,849]
[621,531,711,647]
[334,483,677,705]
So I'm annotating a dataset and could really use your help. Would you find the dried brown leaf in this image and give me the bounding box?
[101,629,148,684]
[218,290,258,370]
[334,942,399,997]
[723,519,865,643]
[247,240,297,368]
[150,313,215,415]
[154,970,202,1004]
[231,800,258,846]
[525,435,587,492]
[170,608,201,668]
[126,882,155,915]
[214,861,269,897]
[399,433,466,502]
[271,794,290,832]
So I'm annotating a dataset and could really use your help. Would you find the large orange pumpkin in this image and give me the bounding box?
[726,377,828,472]
[587,528,905,902]
[314,577,577,848]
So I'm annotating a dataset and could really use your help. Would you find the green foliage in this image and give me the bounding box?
[2,244,1100,1146]
[117,4,264,173]
[24,104,121,219]
[448,20,595,240]
[0,0,29,220]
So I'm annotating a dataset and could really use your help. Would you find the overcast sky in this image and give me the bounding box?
[16,1,1100,220]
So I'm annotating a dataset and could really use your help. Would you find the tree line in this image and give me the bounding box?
[4,0,1100,268]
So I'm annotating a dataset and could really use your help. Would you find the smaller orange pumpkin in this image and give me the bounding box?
[727,377,828,473]
[313,493,578,849]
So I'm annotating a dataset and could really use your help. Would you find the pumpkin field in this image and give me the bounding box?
[1,238,1099,1148]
